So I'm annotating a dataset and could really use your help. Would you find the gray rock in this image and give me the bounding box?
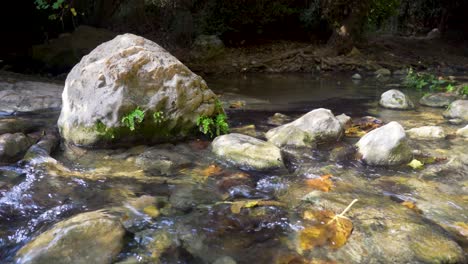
[265,108,343,148]
[443,100,468,122]
[336,113,352,129]
[0,133,34,163]
[456,125,468,138]
[135,146,191,175]
[57,33,219,146]
[212,133,283,170]
[406,126,446,140]
[0,118,48,135]
[16,210,125,264]
[213,256,237,264]
[192,35,225,59]
[375,68,391,77]
[419,93,458,108]
[267,113,291,126]
[379,89,415,110]
[0,81,62,113]
[356,121,412,166]
[32,25,117,71]
[351,73,362,80]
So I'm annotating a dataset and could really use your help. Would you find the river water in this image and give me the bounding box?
[0,73,466,263]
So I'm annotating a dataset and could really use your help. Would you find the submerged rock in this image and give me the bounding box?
[419,93,458,108]
[0,133,35,163]
[267,113,292,126]
[58,33,220,147]
[406,126,446,140]
[265,108,343,148]
[351,73,362,80]
[356,121,412,166]
[443,100,468,122]
[16,210,125,264]
[379,89,414,110]
[212,133,283,170]
[375,68,391,77]
[135,145,191,175]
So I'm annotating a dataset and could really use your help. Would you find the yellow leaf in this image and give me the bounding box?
[230,201,246,214]
[201,164,223,177]
[305,174,333,192]
[401,201,423,214]
[299,226,328,251]
[71,8,77,16]
[408,159,424,169]
[345,126,366,137]
[143,205,160,218]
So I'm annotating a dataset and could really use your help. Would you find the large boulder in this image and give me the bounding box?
[212,133,283,171]
[265,108,343,148]
[419,93,458,108]
[379,89,414,110]
[58,33,220,147]
[16,210,125,264]
[356,121,412,166]
[443,100,468,122]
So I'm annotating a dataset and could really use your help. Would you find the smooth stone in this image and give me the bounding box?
[375,68,391,77]
[379,89,415,110]
[336,113,352,129]
[351,73,362,80]
[266,108,343,148]
[419,93,458,108]
[356,121,412,166]
[0,133,35,163]
[406,126,446,140]
[443,100,468,122]
[16,210,125,264]
[212,133,283,171]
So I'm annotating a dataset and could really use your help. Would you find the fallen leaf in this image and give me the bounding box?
[305,174,333,192]
[345,126,367,137]
[401,201,423,214]
[201,164,223,177]
[299,199,357,251]
[408,159,424,169]
[229,200,285,214]
[143,205,160,218]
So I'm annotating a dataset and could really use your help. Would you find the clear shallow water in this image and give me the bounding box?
[0,74,466,263]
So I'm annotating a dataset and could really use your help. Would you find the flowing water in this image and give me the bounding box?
[0,74,466,263]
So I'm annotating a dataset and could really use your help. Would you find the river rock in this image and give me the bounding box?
[0,80,62,113]
[351,73,362,80]
[443,100,468,122]
[135,145,191,175]
[375,68,391,77]
[456,125,468,138]
[57,33,220,146]
[419,93,458,108]
[265,108,343,148]
[16,210,125,264]
[212,133,283,170]
[406,126,446,140]
[336,113,352,129]
[356,121,412,166]
[32,25,117,72]
[192,35,225,59]
[0,133,34,163]
[379,89,415,110]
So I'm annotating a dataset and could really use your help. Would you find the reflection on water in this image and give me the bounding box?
[0,74,466,263]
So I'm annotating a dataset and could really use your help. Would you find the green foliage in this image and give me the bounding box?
[34,0,80,29]
[153,111,165,124]
[404,68,452,92]
[462,85,468,96]
[121,107,145,131]
[367,0,400,27]
[95,121,115,139]
[196,114,229,138]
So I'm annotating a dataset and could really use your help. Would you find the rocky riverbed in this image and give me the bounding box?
[0,38,467,263]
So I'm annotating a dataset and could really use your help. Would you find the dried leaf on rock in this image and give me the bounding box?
[229,200,285,214]
[401,201,423,214]
[305,174,333,192]
[408,159,424,169]
[345,126,367,137]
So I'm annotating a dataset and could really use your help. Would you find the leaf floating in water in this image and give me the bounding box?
[143,205,160,218]
[229,200,285,214]
[201,164,223,177]
[400,201,423,214]
[299,199,358,251]
[408,159,424,169]
[305,174,333,192]
[344,126,367,138]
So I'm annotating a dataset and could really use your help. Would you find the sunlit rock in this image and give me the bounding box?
[379,89,414,110]
[58,33,220,147]
[16,210,125,264]
[406,126,446,140]
[443,100,468,122]
[356,121,412,165]
[212,133,283,171]
[266,108,343,148]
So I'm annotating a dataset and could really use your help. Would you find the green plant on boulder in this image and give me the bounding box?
[404,68,453,92]
[153,111,165,124]
[121,107,145,131]
[196,113,229,138]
